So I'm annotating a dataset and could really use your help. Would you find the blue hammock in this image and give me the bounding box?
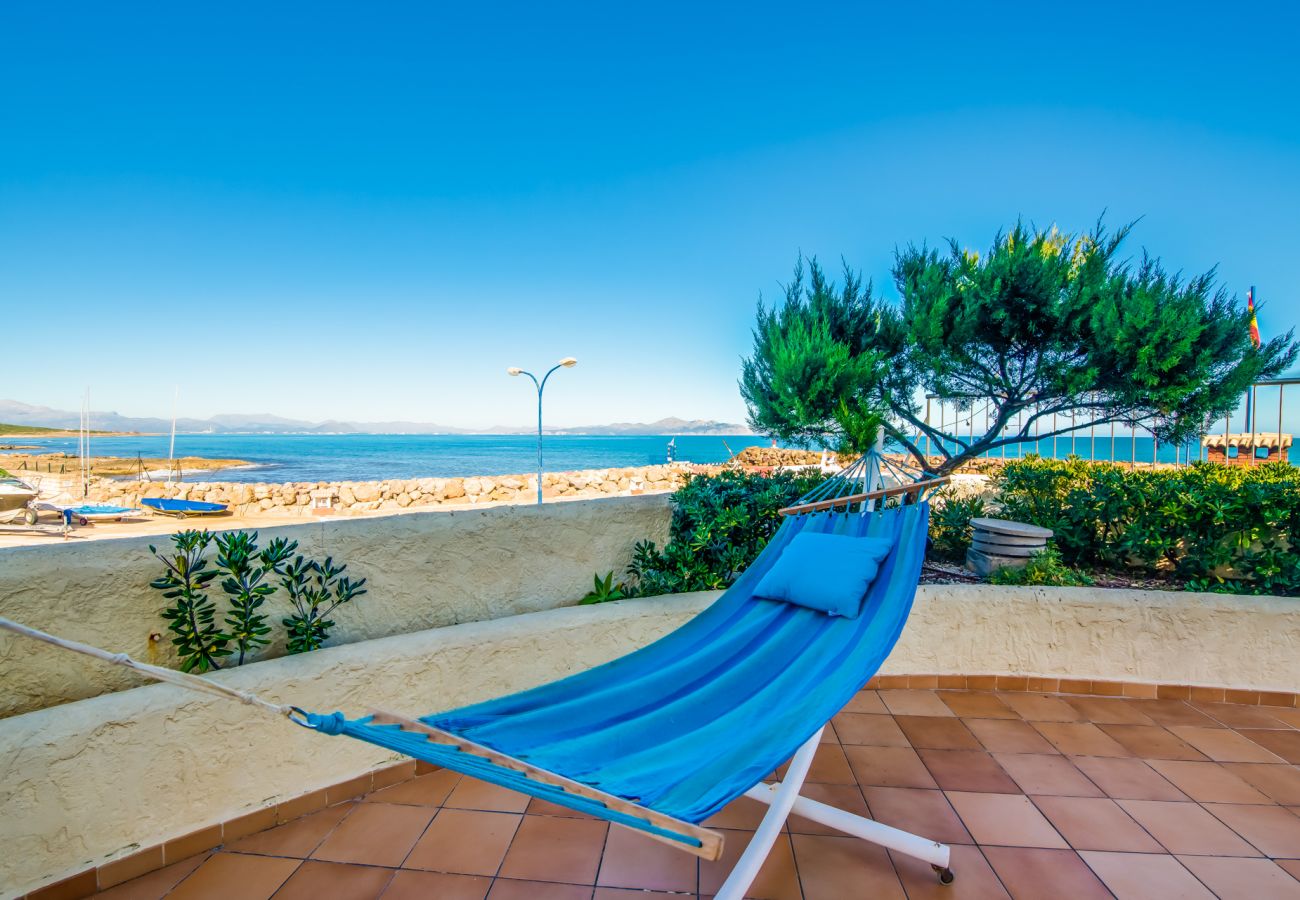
[301,470,933,857]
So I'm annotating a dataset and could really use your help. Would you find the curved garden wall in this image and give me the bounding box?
[0,494,672,717]
[3,582,1298,895]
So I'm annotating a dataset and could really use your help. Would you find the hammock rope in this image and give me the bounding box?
[0,615,303,723]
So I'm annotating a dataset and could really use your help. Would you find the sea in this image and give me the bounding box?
[6,431,1230,484]
[8,433,775,483]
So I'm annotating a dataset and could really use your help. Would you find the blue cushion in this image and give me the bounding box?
[754,531,894,618]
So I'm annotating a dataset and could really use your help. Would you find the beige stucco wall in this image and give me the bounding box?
[4,582,1299,895]
[0,494,672,718]
[892,585,1300,692]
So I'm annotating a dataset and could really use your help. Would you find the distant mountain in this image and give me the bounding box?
[0,400,752,436]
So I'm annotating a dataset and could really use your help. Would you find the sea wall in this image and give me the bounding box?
[85,463,695,516]
[0,494,673,718]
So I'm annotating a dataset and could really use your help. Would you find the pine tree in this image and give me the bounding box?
[741,220,1297,475]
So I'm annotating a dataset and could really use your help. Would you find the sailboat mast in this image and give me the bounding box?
[168,386,178,483]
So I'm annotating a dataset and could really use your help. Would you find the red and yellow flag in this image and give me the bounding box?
[1248,287,1261,348]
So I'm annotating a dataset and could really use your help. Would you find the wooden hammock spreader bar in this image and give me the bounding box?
[367,710,725,861]
[778,476,951,517]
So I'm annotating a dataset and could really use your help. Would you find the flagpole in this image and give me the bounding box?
[1245,285,1256,434]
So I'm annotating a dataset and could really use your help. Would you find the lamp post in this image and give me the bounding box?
[508,357,577,504]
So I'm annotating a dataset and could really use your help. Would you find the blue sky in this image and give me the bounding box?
[2,2,1298,428]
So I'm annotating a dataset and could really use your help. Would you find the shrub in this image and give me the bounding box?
[988,546,1094,587]
[149,529,367,669]
[625,468,831,596]
[928,489,986,562]
[579,571,628,605]
[994,457,1300,595]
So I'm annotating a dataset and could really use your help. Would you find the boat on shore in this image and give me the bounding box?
[140,498,230,518]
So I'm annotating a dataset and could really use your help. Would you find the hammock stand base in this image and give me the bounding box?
[716,726,952,899]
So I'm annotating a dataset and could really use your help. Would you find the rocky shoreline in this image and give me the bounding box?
[86,463,700,516]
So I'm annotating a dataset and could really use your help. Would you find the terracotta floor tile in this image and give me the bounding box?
[937,692,1018,720]
[1167,726,1286,762]
[945,792,1068,849]
[1205,802,1300,857]
[94,852,211,900]
[1098,724,1208,761]
[860,787,972,844]
[1030,795,1162,852]
[832,712,911,746]
[787,782,870,835]
[982,847,1111,900]
[889,843,1010,899]
[804,741,856,784]
[998,694,1082,723]
[879,690,955,717]
[166,852,300,900]
[272,860,394,899]
[1262,706,1300,728]
[917,750,1020,794]
[1031,722,1131,758]
[596,823,697,892]
[842,689,889,714]
[1132,700,1221,728]
[966,719,1057,755]
[790,833,906,899]
[403,808,521,876]
[445,777,533,813]
[1066,697,1156,725]
[486,880,593,900]
[526,797,596,819]
[1191,702,1293,729]
[364,769,460,807]
[1177,856,1300,900]
[593,890,684,900]
[703,795,770,830]
[699,829,801,900]
[894,715,982,750]
[380,870,491,900]
[1221,762,1300,804]
[1278,859,1300,881]
[993,753,1104,797]
[311,803,434,867]
[1079,850,1215,900]
[1240,728,1300,763]
[1117,799,1261,856]
[497,814,608,884]
[1069,756,1189,801]
[226,803,355,858]
[1145,760,1272,804]
[844,745,938,789]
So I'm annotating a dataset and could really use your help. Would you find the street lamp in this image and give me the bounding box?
[508,357,577,504]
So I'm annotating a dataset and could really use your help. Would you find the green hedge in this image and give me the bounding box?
[994,457,1300,595]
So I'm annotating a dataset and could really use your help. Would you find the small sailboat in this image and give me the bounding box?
[140,498,229,518]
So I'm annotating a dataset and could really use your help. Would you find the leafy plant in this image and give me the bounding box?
[150,529,366,669]
[626,468,831,596]
[989,546,1094,587]
[579,571,627,604]
[150,530,227,672]
[928,490,987,562]
[214,531,298,664]
[280,556,368,654]
[741,222,1297,475]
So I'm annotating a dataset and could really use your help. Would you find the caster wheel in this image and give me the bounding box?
[933,865,955,885]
